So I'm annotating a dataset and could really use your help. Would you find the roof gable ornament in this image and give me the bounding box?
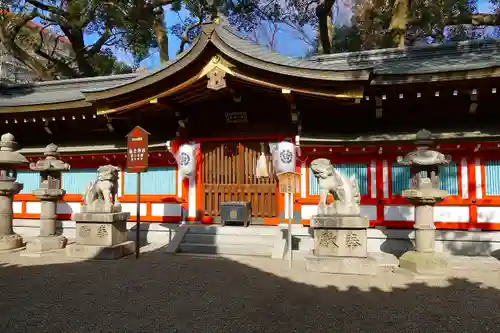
[207,67,227,90]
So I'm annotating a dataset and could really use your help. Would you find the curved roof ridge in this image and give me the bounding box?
[213,23,372,74]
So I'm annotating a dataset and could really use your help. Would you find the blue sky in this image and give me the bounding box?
[83,0,495,70]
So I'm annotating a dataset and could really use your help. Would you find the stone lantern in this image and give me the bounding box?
[26,143,70,254]
[397,129,450,275]
[0,133,28,250]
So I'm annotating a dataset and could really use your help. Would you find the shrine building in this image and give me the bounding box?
[2,18,500,252]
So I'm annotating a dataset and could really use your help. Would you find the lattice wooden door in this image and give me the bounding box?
[202,142,277,218]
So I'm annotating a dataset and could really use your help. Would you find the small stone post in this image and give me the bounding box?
[397,130,450,275]
[25,144,70,254]
[0,133,28,251]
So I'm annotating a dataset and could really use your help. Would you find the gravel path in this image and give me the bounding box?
[0,249,499,333]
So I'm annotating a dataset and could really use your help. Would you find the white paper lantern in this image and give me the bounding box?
[177,143,196,179]
[272,141,296,174]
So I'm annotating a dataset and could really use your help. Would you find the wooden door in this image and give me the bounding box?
[202,142,277,219]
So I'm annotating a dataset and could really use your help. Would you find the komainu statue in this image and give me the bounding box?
[310,158,361,215]
[83,165,121,213]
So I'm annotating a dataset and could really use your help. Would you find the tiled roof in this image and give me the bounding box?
[2,18,500,109]
[0,73,142,107]
[310,39,500,75]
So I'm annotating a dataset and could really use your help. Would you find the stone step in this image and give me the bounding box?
[178,243,272,257]
[187,225,279,236]
[183,233,276,246]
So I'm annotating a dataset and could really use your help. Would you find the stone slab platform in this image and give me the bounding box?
[305,255,379,275]
[25,235,67,254]
[310,215,369,229]
[66,241,135,260]
[71,212,130,223]
[399,251,450,275]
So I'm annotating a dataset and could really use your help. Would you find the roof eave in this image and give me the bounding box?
[371,67,500,85]
[81,33,212,102]
[0,99,91,113]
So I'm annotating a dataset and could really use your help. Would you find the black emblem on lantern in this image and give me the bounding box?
[280,149,293,164]
[179,152,191,167]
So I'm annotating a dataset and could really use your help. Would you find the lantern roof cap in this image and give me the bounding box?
[0,133,28,166]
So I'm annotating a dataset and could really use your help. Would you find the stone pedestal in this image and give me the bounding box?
[398,188,450,275]
[305,214,378,275]
[0,180,24,251]
[66,212,134,260]
[25,189,68,255]
[0,133,28,251]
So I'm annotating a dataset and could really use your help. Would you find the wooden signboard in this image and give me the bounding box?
[126,126,150,259]
[126,126,150,173]
[277,172,300,194]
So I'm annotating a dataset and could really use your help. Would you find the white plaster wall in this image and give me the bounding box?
[13,201,22,214]
[151,203,182,217]
[301,204,377,220]
[57,202,81,215]
[26,202,41,214]
[433,206,469,223]
[384,205,414,221]
[19,201,182,217]
[121,203,148,216]
[477,206,500,223]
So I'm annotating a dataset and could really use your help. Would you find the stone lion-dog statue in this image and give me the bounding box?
[83,165,121,213]
[310,158,361,215]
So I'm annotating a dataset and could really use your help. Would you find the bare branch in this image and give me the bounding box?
[177,20,202,54]
[88,27,112,55]
[25,0,68,18]
[102,1,128,17]
[82,0,100,27]
[35,49,80,78]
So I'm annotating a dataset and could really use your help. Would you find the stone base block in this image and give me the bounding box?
[398,251,450,275]
[66,241,135,260]
[305,255,379,275]
[0,233,23,251]
[313,229,367,257]
[75,220,128,247]
[25,235,67,253]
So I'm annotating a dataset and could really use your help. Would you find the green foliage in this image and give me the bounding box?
[91,49,134,76]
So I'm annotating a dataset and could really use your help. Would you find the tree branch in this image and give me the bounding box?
[35,48,80,78]
[25,0,68,18]
[11,10,39,37]
[88,27,112,55]
[409,13,500,27]
[177,20,202,54]
[81,0,100,27]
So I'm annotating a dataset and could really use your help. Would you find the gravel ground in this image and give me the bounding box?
[0,249,499,333]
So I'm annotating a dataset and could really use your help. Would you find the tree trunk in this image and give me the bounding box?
[316,0,336,54]
[9,43,55,80]
[327,9,334,51]
[389,0,410,48]
[153,12,169,63]
[0,28,55,80]
[59,25,97,77]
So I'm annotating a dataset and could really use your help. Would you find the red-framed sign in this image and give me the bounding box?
[126,126,150,173]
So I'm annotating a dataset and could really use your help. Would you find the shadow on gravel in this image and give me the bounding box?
[0,250,499,333]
